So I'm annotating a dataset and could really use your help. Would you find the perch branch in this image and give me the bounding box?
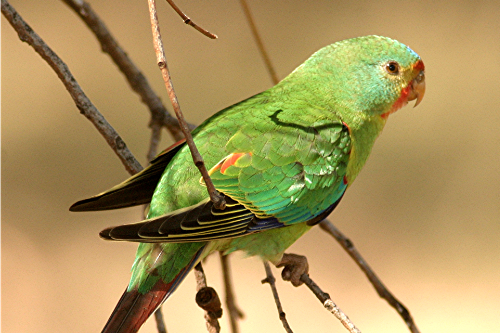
[1,0,142,175]
[219,253,244,333]
[165,0,217,39]
[194,263,222,333]
[239,0,279,85]
[61,0,190,143]
[319,220,420,333]
[261,262,293,333]
[147,0,226,209]
[300,273,361,333]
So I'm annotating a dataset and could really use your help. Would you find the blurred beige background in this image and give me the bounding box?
[2,0,500,332]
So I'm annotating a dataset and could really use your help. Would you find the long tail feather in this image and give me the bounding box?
[102,245,204,333]
[101,280,170,333]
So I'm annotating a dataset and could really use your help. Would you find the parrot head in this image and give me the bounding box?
[286,35,426,118]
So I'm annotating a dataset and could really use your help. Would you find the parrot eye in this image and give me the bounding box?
[385,62,400,75]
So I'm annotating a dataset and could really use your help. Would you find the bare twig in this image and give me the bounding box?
[1,0,142,175]
[164,0,217,39]
[261,262,293,333]
[147,0,226,210]
[239,0,279,85]
[61,0,188,143]
[194,263,222,333]
[154,309,168,333]
[219,253,244,333]
[300,274,362,333]
[319,220,420,333]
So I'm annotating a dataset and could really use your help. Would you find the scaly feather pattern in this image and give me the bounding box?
[71,35,425,333]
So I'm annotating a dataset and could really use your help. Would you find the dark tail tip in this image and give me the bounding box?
[102,284,170,333]
[99,228,113,240]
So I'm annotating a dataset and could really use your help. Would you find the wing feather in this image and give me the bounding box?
[70,140,185,211]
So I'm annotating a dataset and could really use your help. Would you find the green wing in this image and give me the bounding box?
[100,97,351,243]
[208,107,351,225]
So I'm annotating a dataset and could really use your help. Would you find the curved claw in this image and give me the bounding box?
[275,253,309,287]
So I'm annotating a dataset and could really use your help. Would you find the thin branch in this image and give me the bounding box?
[154,309,168,333]
[147,0,226,210]
[219,253,244,333]
[148,122,163,162]
[300,274,362,333]
[194,263,222,333]
[319,220,421,333]
[61,0,188,143]
[239,0,279,85]
[165,0,217,39]
[261,262,293,333]
[1,0,142,175]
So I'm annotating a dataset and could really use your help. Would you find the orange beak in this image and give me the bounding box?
[408,68,426,107]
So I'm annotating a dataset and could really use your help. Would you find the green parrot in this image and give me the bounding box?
[71,35,425,333]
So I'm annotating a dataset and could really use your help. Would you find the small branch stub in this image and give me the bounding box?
[196,287,223,319]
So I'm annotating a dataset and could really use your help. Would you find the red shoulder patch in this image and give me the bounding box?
[220,152,252,174]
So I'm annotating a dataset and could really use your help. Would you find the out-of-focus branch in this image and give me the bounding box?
[154,309,168,333]
[1,0,142,175]
[239,0,279,85]
[300,273,361,333]
[219,253,244,333]
[61,0,190,145]
[147,0,225,210]
[165,0,217,39]
[194,263,222,333]
[319,220,421,333]
[262,262,293,333]
[147,122,164,162]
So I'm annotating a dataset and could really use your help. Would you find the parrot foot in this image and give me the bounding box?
[275,253,309,287]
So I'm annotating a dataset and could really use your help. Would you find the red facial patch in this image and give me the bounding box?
[381,60,424,119]
[382,84,411,119]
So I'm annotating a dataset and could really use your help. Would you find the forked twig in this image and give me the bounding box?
[61,0,189,145]
[219,253,244,333]
[319,220,421,333]
[1,0,142,175]
[165,0,217,39]
[147,0,226,210]
[300,274,361,333]
[261,262,293,333]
